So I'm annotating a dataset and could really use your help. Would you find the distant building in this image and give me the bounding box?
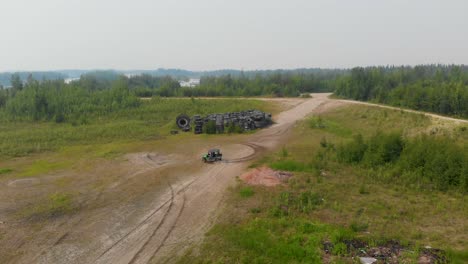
[124,73,141,78]
[179,78,200,88]
[64,77,80,84]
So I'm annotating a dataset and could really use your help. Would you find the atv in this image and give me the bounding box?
[202,148,222,163]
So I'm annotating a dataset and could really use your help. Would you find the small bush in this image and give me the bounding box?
[0,168,13,175]
[337,134,367,163]
[239,187,254,198]
[320,137,328,148]
[332,242,348,256]
[280,147,289,157]
[358,184,370,195]
[309,116,325,129]
[250,208,261,214]
[362,132,404,167]
[350,221,369,232]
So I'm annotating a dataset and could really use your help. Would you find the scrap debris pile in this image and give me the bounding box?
[175,110,272,134]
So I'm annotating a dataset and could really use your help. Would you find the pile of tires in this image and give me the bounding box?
[175,110,272,134]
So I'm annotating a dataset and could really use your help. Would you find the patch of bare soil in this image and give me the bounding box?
[239,166,292,187]
[125,153,176,168]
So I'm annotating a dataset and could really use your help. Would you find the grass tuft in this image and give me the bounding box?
[19,192,74,221]
[239,187,254,198]
[0,168,12,175]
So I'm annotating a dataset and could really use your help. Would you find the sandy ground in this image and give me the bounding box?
[1,94,464,264]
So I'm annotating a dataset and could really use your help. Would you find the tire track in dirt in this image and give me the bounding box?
[126,184,177,264]
[96,183,175,262]
[147,190,187,263]
[95,163,226,264]
[32,152,172,263]
[124,165,228,264]
[223,143,264,163]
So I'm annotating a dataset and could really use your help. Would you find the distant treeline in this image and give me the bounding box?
[1,65,467,122]
[0,72,66,87]
[334,65,468,118]
[131,72,341,97]
[0,70,340,123]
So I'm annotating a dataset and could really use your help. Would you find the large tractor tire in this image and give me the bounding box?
[176,114,191,130]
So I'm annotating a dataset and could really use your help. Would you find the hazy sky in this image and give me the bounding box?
[1,0,467,71]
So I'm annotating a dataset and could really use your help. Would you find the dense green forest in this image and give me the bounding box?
[0,70,338,122]
[0,74,140,123]
[334,65,468,118]
[130,72,339,97]
[1,65,467,123]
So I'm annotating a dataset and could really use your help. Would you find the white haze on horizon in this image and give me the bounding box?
[0,0,467,72]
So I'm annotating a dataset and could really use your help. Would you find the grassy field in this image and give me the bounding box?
[0,97,277,192]
[180,104,468,263]
[0,97,274,159]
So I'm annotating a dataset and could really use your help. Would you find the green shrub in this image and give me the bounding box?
[337,134,367,163]
[239,187,254,198]
[309,116,325,129]
[280,147,289,157]
[332,242,348,256]
[336,132,467,192]
[21,192,74,220]
[320,137,328,148]
[350,221,369,232]
[398,136,467,192]
[358,184,370,194]
[0,168,12,175]
[362,132,404,167]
